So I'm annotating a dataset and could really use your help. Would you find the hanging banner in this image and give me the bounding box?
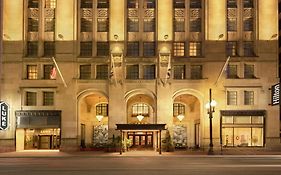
[271,83,280,106]
[0,101,9,130]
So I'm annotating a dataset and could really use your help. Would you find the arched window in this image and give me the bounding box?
[96,103,108,116]
[173,103,185,117]
[132,103,149,117]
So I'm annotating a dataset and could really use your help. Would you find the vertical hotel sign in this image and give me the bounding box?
[0,101,9,130]
[271,83,280,106]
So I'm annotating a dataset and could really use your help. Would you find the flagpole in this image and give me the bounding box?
[214,56,230,86]
[164,53,171,85]
[51,57,67,88]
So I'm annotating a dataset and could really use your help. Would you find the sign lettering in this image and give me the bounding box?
[272,83,280,106]
[0,101,9,130]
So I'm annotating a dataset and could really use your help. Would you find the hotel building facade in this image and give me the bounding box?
[0,0,280,152]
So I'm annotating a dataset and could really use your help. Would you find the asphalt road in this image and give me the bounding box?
[0,155,281,175]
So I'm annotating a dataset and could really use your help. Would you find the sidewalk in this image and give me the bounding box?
[0,148,281,158]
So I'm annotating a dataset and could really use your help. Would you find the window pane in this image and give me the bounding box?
[174,0,185,8]
[252,116,263,124]
[44,41,55,57]
[45,0,56,8]
[227,65,238,78]
[127,0,139,8]
[190,0,201,8]
[80,42,92,56]
[45,18,55,32]
[227,91,237,105]
[126,65,139,79]
[234,116,251,124]
[244,91,254,105]
[190,18,201,32]
[127,42,139,56]
[81,0,93,8]
[43,91,54,106]
[26,92,37,106]
[174,65,185,79]
[252,128,263,146]
[145,0,155,8]
[244,42,254,56]
[144,18,155,32]
[222,116,233,124]
[143,65,155,79]
[81,18,93,32]
[243,18,253,31]
[28,18,39,32]
[244,64,255,78]
[97,18,109,32]
[27,65,38,79]
[96,103,108,116]
[132,103,149,116]
[43,65,54,79]
[128,18,139,32]
[173,42,185,56]
[80,65,91,79]
[173,103,185,116]
[96,65,108,79]
[234,128,251,146]
[227,18,237,31]
[222,128,234,146]
[143,42,155,57]
[174,18,185,32]
[97,0,109,8]
[27,41,38,57]
[227,0,237,8]
[190,65,202,79]
[189,42,201,57]
[28,0,39,8]
[243,0,253,8]
[226,42,237,56]
[97,42,109,56]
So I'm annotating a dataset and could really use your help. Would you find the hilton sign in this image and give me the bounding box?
[271,83,280,106]
[0,101,9,130]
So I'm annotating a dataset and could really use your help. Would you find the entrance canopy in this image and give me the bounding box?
[116,124,166,155]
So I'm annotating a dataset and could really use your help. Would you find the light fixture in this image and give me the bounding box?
[96,97,103,122]
[205,99,217,111]
[164,34,168,41]
[58,33,64,40]
[137,114,144,122]
[114,34,118,41]
[176,96,185,122]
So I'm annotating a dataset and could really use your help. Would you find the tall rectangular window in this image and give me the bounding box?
[244,91,254,105]
[96,103,109,116]
[44,41,55,57]
[174,65,185,79]
[96,64,108,79]
[44,18,55,32]
[144,0,155,8]
[28,18,39,32]
[126,65,139,79]
[190,0,201,8]
[27,41,38,57]
[243,0,253,8]
[227,91,237,105]
[243,18,253,31]
[227,0,237,8]
[227,65,238,79]
[80,42,92,56]
[127,42,139,57]
[226,41,238,56]
[43,65,54,79]
[27,65,38,79]
[97,42,109,56]
[80,65,91,79]
[190,18,201,32]
[81,18,93,32]
[26,92,37,106]
[143,65,155,79]
[143,18,155,32]
[173,42,185,57]
[189,42,201,57]
[174,0,185,8]
[244,41,254,56]
[143,42,155,57]
[190,65,202,79]
[43,91,54,106]
[97,0,109,8]
[97,18,109,32]
[227,18,237,31]
[174,18,185,32]
[81,0,93,8]
[28,0,39,8]
[244,64,255,78]
[127,0,139,8]
[127,18,139,32]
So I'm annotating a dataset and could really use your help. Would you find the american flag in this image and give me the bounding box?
[50,66,56,79]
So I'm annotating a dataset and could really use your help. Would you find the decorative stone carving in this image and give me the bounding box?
[243,32,254,41]
[243,8,254,18]
[44,32,55,41]
[81,8,93,18]
[174,9,185,18]
[80,32,93,41]
[190,9,200,18]
[128,9,138,17]
[143,32,155,41]
[173,125,187,148]
[144,9,155,18]
[93,125,108,148]
[190,32,201,41]
[98,9,108,18]
[28,32,39,41]
[44,8,55,18]
[227,8,237,18]
[28,8,39,18]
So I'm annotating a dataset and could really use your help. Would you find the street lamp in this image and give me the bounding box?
[205,88,217,155]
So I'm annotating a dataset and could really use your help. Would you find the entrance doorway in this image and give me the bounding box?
[128,132,153,149]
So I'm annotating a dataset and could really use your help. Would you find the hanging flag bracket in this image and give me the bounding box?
[51,57,68,88]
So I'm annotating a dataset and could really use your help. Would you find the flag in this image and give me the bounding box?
[50,66,56,79]
[214,56,230,86]
[165,54,171,83]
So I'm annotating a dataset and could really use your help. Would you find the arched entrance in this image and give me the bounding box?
[173,93,201,149]
[77,91,108,149]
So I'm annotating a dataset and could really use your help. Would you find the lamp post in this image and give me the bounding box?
[205,88,217,155]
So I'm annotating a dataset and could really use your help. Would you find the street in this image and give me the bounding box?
[0,152,281,175]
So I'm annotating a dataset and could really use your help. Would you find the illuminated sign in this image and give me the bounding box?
[271,83,280,106]
[0,101,9,130]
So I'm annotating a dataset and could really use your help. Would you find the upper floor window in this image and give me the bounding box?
[43,65,54,79]
[143,42,155,57]
[227,91,237,105]
[96,64,109,79]
[80,42,92,57]
[190,18,201,32]
[27,41,38,57]
[132,103,149,116]
[173,103,185,116]
[227,0,237,8]
[189,42,201,57]
[174,65,186,79]
[173,42,185,57]
[190,0,201,8]
[227,65,238,79]
[244,91,254,105]
[144,0,156,8]
[28,0,39,8]
[126,65,139,79]
[127,18,139,32]
[27,65,38,80]
[143,65,155,79]
[44,41,55,57]
[127,42,139,57]
[43,91,54,106]
[96,103,108,116]
[127,0,139,8]
[174,18,185,32]
[190,65,202,79]
[97,18,109,32]
[143,18,155,32]
[173,0,185,8]
[97,0,109,8]
[243,0,253,8]
[243,18,253,31]
[81,0,93,8]
[97,42,109,56]
[26,92,37,106]
[226,41,238,56]
[80,65,91,79]
[244,64,255,78]
[243,41,254,56]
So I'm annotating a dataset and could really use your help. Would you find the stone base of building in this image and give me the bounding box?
[59,138,80,152]
[0,139,16,152]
